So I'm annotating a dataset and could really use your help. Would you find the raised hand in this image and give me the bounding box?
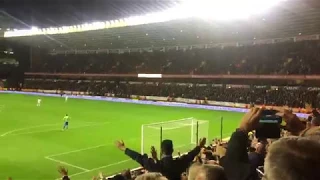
[151,146,158,160]
[199,137,207,147]
[239,107,263,132]
[58,166,68,176]
[99,172,104,179]
[115,140,126,151]
[276,108,306,135]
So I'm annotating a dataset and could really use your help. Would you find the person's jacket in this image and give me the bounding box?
[221,130,258,180]
[248,152,265,169]
[124,146,201,180]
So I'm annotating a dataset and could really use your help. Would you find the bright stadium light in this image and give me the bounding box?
[178,0,284,21]
[4,0,286,37]
[105,21,111,28]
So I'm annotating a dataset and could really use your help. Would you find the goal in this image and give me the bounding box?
[141,117,209,155]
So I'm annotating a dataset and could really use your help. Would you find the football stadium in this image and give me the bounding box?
[1,0,320,180]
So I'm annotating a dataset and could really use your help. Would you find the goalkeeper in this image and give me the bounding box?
[115,138,206,180]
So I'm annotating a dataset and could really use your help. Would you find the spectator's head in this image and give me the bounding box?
[188,163,227,180]
[161,139,173,155]
[135,173,167,180]
[300,126,320,141]
[263,137,320,180]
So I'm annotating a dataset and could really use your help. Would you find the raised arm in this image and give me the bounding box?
[180,138,206,164]
[115,140,159,171]
[226,108,262,162]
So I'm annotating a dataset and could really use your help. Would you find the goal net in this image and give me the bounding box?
[141,117,209,155]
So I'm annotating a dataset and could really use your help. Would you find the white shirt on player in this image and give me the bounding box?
[37,99,42,106]
[65,96,68,102]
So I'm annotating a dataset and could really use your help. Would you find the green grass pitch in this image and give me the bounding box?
[0,93,243,179]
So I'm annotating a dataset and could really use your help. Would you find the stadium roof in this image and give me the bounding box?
[2,0,320,51]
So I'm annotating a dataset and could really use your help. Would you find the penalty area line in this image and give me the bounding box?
[0,123,61,137]
[47,144,107,158]
[45,156,90,172]
[55,159,132,180]
[0,122,110,137]
[47,137,138,159]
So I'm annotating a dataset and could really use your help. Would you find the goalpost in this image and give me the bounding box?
[141,117,209,155]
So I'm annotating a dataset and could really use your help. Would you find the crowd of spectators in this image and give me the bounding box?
[24,79,320,108]
[31,40,320,75]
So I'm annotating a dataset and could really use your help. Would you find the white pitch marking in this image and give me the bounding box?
[47,144,107,158]
[45,156,90,172]
[11,122,110,136]
[0,122,110,137]
[47,136,138,159]
[0,123,61,137]
[84,159,131,174]
[58,159,131,179]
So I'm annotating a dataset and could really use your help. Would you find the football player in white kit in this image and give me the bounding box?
[37,98,42,106]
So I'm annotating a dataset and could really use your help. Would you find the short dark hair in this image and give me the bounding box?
[161,139,173,155]
[62,176,70,180]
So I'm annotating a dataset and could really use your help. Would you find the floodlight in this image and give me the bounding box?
[3,0,286,37]
[105,21,111,28]
[92,22,105,29]
[179,0,284,21]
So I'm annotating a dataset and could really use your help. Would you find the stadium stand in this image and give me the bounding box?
[29,40,320,75]
[23,78,320,108]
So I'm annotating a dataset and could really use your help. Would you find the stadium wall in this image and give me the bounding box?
[0,90,309,118]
